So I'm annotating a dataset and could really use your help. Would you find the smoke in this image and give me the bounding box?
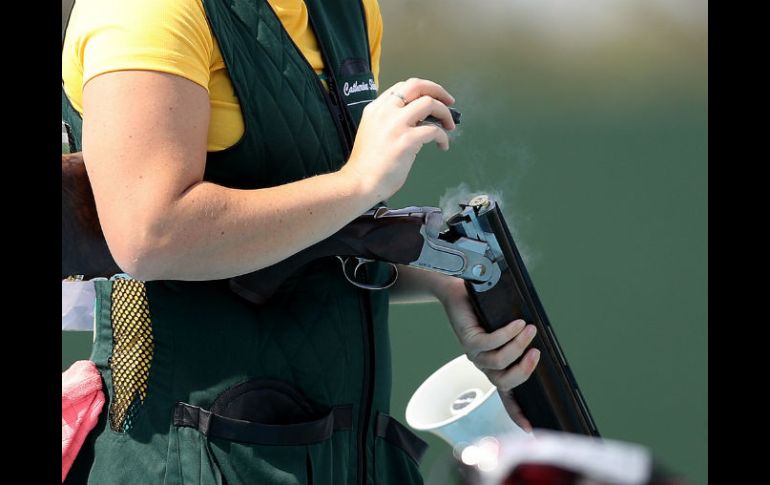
[439,182,505,218]
[466,141,531,191]
[438,183,539,268]
[447,124,463,142]
[420,119,463,142]
[434,96,539,267]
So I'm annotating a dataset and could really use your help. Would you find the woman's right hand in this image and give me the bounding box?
[341,78,457,201]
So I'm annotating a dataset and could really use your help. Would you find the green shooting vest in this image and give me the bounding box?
[62,1,428,484]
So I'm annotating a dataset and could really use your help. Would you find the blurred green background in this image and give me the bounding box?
[62,0,707,483]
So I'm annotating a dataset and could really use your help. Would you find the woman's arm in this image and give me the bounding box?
[82,72,456,281]
[388,265,453,304]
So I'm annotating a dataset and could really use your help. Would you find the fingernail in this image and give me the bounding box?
[525,325,537,337]
[531,349,541,364]
[511,319,525,329]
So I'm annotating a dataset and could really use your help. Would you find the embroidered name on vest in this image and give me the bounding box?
[343,79,377,97]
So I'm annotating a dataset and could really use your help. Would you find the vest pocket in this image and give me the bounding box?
[165,379,352,485]
[373,412,429,485]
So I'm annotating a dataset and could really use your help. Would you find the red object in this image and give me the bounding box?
[503,463,581,485]
[62,360,105,482]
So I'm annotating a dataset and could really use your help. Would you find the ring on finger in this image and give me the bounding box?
[389,91,407,106]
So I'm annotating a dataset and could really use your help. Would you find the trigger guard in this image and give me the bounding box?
[335,257,399,291]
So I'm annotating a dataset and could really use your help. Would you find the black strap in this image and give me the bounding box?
[375,412,429,465]
[173,402,352,446]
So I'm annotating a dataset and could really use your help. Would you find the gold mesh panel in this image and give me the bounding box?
[108,280,154,432]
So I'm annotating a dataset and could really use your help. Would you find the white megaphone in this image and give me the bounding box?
[405,354,530,448]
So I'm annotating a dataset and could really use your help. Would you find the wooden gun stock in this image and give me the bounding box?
[62,153,121,279]
[229,211,426,304]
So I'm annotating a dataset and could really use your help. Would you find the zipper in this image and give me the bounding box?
[357,265,376,485]
[308,15,375,480]
[325,75,355,153]
[261,4,374,482]
[303,7,356,157]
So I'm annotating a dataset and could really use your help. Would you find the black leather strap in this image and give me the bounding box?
[375,412,429,465]
[174,402,353,446]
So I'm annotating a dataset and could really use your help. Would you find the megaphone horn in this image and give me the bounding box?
[405,354,530,448]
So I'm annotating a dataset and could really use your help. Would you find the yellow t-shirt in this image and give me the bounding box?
[62,0,383,152]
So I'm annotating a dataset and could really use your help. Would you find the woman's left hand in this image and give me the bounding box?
[434,277,541,432]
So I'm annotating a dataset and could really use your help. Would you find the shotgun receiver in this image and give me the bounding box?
[228,204,499,304]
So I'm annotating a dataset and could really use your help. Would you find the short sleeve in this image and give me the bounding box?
[66,0,213,93]
[362,0,383,88]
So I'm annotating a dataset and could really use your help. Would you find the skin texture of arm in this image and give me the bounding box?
[389,264,452,304]
[82,72,456,281]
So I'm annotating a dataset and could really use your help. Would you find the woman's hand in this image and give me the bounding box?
[434,277,541,432]
[341,78,457,202]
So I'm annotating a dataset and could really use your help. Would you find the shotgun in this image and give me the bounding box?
[62,155,598,435]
